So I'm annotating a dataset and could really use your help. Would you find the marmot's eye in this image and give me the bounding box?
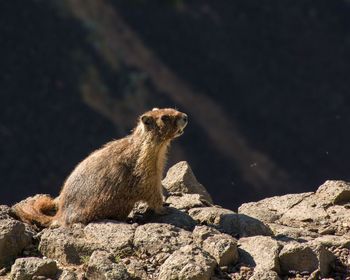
[141,115,153,126]
[161,115,170,122]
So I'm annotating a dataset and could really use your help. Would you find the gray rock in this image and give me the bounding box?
[279,196,329,224]
[162,161,213,203]
[192,225,221,243]
[158,245,216,280]
[238,192,313,223]
[123,257,148,280]
[138,207,196,231]
[324,205,350,235]
[202,234,238,266]
[249,269,281,280]
[317,245,336,277]
[85,250,130,280]
[188,207,239,235]
[58,270,78,280]
[316,180,350,205]
[188,207,271,237]
[268,223,319,241]
[313,235,350,248]
[279,242,335,277]
[9,257,58,280]
[237,214,273,237]
[133,223,192,257]
[166,193,208,210]
[238,236,281,273]
[192,225,238,266]
[279,243,317,274]
[0,219,32,268]
[84,221,136,255]
[0,205,15,220]
[39,224,96,265]
[238,181,350,238]
[40,222,137,265]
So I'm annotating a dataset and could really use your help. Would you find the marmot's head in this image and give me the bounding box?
[139,108,188,142]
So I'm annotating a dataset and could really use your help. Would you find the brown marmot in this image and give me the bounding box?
[13,108,188,227]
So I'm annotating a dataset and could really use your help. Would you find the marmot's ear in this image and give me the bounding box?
[141,115,153,126]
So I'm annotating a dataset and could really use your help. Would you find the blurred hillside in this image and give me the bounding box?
[1,0,350,209]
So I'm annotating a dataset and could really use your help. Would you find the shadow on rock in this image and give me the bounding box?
[131,207,196,231]
[236,214,273,238]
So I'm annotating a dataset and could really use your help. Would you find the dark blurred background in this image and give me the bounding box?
[1,0,350,210]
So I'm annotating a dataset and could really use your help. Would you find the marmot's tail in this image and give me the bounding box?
[13,195,57,227]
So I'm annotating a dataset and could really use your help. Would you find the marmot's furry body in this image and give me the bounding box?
[14,108,188,227]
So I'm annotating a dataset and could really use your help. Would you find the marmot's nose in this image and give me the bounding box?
[182,114,188,124]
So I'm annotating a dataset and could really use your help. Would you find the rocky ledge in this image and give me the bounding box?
[1,161,350,279]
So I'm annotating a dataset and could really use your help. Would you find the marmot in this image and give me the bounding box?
[13,108,188,227]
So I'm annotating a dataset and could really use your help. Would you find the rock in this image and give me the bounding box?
[192,225,221,242]
[316,180,350,205]
[239,181,350,239]
[158,245,216,280]
[237,214,273,237]
[133,223,192,257]
[84,221,136,255]
[162,161,213,203]
[9,257,58,280]
[4,173,350,279]
[279,243,317,274]
[188,207,239,235]
[166,193,208,210]
[238,236,281,273]
[123,257,148,280]
[249,269,281,280]
[137,207,196,231]
[268,223,319,241]
[230,265,254,279]
[58,270,78,280]
[279,242,335,277]
[85,250,130,280]
[279,195,329,224]
[313,235,350,248]
[0,219,32,268]
[324,205,350,235]
[238,192,313,223]
[202,234,238,266]
[0,205,15,220]
[39,224,96,265]
[40,222,137,265]
[192,225,238,266]
[317,245,336,277]
[188,207,271,237]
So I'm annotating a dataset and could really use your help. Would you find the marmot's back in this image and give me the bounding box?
[57,138,141,224]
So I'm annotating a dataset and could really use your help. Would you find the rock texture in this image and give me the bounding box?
[0,218,32,268]
[85,250,130,280]
[239,179,350,279]
[238,236,281,273]
[162,161,213,203]
[9,257,58,280]
[1,164,350,279]
[158,245,216,280]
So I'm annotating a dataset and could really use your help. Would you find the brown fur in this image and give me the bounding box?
[13,108,188,227]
